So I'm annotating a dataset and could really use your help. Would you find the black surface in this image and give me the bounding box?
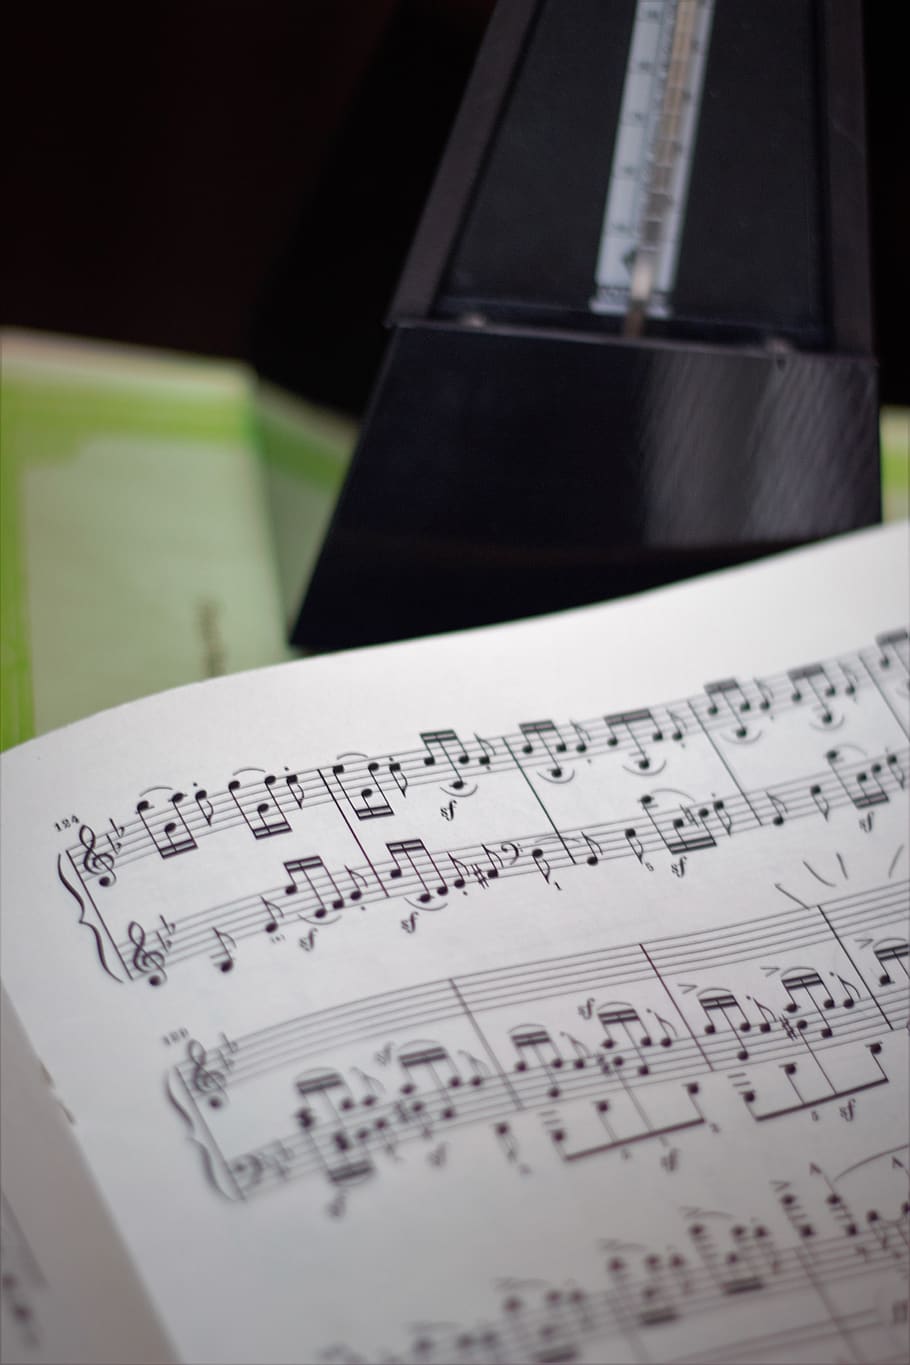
[296,323,879,650]
[438,0,633,314]
[250,1,493,413]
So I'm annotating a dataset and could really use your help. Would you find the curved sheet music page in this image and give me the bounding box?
[1,523,908,1365]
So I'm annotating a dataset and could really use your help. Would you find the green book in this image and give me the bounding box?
[1,331,355,749]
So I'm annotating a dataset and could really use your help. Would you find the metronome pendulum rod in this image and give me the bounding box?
[591,0,716,333]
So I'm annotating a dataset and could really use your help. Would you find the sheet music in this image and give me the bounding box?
[1,524,907,1364]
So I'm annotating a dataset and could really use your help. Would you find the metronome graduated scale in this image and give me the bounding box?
[590,0,716,331]
[295,0,879,652]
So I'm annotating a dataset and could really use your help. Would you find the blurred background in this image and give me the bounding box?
[3,0,906,410]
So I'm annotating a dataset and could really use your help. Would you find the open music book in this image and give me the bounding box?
[1,524,908,1365]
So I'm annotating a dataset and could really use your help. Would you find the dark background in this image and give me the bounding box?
[2,0,906,412]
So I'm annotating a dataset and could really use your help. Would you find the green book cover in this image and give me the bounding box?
[1,332,354,749]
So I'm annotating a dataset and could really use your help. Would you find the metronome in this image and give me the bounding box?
[295,0,879,651]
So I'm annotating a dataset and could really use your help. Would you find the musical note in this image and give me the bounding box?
[570,721,591,754]
[492,1120,521,1168]
[453,845,501,889]
[127,921,167,985]
[579,831,603,866]
[419,729,476,791]
[78,824,116,887]
[826,749,891,810]
[625,827,647,863]
[386,839,447,904]
[838,662,859,700]
[530,846,554,883]
[755,679,775,713]
[477,844,504,881]
[193,787,215,827]
[640,794,717,855]
[326,758,394,820]
[228,775,292,839]
[136,790,198,858]
[688,1219,764,1295]
[518,720,570,779]
[387,758,409,798]
[210,928,236,973]
[698,988,752,1061]
[284,772,307,810]
[873,939,908,985]
[550,1081,704,1163]
[604,708,664,769]
[510,1024,563,1097]
[887,750,907,788]
[876,627,909,672]
[809,782,830,820]
[704,679,751,739]
[711,798,733,836]
[342,865,370,903]
[780,967,846,1039]
[631,1255,682,1328]
[261,898,284,934]
[752,1000,777,1035]
[789,663,837,725]
[283,856,345,917]
[666,709,688,741]
[816,1185,861,1241]
[294,1068,375,1187]
[744,1042,890,1123]
[397,1042,461,1123]
[597,1003,657,1076]
[294,1067,351,1124]
[447,854,470,890]
[514,1284,586,1360]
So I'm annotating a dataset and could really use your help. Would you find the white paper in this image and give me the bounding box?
[0,990,175,1364]
[1,524,908,1364]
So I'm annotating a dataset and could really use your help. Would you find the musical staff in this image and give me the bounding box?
[165,879,909,1202]
[61,635,907,891]
[70,745,909,985]
[313,1176,909,1364]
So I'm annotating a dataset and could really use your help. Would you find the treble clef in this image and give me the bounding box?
[186,1039,227,1109]
[127,921,167,986]
[78,824,117,888]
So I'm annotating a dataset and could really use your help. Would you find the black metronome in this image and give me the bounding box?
[295,0,878,651]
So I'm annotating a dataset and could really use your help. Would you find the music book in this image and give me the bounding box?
[1,522,908,1365]
[0,329,355,749]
